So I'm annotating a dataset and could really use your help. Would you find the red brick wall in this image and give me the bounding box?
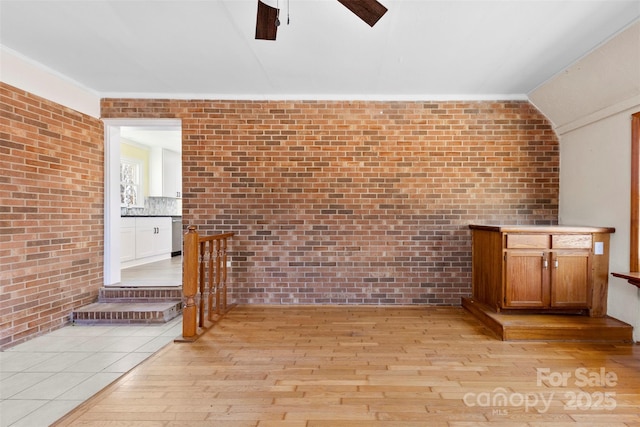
[103,99,559,305]
[0,83,104,350]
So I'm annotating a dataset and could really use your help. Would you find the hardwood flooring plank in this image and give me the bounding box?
[53,306,640,426]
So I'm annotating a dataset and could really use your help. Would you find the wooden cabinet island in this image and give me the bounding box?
[469,225,615,317]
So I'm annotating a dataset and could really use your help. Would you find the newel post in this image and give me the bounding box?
[182,225,199,339]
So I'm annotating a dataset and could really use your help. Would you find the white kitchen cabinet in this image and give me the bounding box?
[163,149,181,198]
[149,147,181,198]
[135,217,172,259]
[121,217,172,269]
[120,217,136,263]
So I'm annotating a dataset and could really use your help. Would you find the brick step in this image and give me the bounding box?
[99,286,183,302]
[72,301,182,325]
[71,287,183,325]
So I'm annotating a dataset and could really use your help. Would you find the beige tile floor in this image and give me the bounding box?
[0,316,182,427]
[1,257,184,426]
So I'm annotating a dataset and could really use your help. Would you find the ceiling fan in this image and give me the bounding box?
[255,0,388,40]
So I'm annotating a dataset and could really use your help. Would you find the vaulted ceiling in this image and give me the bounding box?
[1,0,639,100]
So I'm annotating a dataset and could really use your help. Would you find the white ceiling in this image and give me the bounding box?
[120,125,182,152]
[1,0,639,102]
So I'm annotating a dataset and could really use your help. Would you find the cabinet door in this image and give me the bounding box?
[150,148,180,198]
[149,147,163,197]
[135,218,157,259]
[120,224,136,262]
[551,251,591,308]
[156,217,172,255]
[175,151,182,198]
[163,149,179,198]
[504,251,550,308]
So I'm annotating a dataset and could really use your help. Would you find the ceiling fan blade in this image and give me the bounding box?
[255,0,278,40]
[337,0,387,27]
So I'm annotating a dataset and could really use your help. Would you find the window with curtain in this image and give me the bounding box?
[120,158,144,207]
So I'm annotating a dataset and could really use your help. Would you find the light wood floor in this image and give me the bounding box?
[119,256,182,287]
[54,306,640,426]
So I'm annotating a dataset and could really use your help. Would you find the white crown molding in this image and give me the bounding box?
[98,92,530,102]
[0,45,101,118]
[549,94,640,136]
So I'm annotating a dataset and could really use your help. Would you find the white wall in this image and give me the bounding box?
[558,108,640,340]
[530,21,640,341]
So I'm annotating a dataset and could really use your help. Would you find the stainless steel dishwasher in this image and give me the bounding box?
[171,216,182,256]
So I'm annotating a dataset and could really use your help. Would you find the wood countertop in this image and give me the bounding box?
[611,272,640,289]
[469,224,616,234]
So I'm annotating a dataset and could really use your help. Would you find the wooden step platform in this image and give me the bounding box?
[99,286,182,302]
[71,287,182,325]
[72,301,182,324]
[462,297,633,342]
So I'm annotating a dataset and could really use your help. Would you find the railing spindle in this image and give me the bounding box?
[182,226,199,340]
[207,240,214,321]
[179,227,235,342]
[221,237,228,313]
[214,238,221,316]
[198,241,206,328]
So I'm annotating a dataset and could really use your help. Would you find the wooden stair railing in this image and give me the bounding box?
[177,226,235,342]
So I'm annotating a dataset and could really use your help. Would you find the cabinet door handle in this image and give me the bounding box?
[543,254,548,269]
[554,259,559,269]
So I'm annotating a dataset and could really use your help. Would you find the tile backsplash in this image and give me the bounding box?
[121,197,182,216]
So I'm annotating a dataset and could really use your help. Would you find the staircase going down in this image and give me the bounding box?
[72,287,183,324]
